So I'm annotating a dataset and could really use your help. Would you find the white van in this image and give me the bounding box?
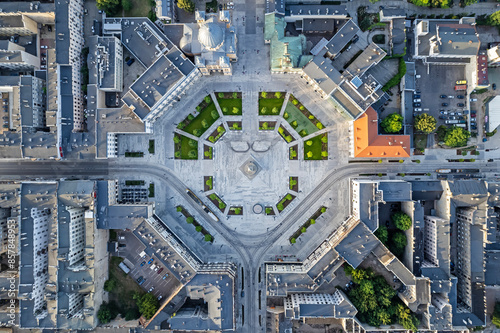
[470,98,477,102]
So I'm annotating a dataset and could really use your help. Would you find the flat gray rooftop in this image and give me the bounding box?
[335,222,379,268]
[378,181,412,202]
[129,55,183,111]
[325,19,359,57]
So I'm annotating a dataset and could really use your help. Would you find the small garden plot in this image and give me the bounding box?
[208,193,227,213]
[228,206,243,216]
[148,140,155,154]
[148,183,154,198]
[176,205,214,242]
[227,121,242,131]
[278,125,296,143]
[203,145,213,160]
[276,193,296,213]
[289,206,327,244]
[265,206,275,216]
[125,152,144,157]
[284,97,323,137]
[259,121,276,130]
[204,176,213,192]
[179,95,219,137]
[216,92,242,116]
[207,125,226,144]
[289,145,298,160]
[304,133,328,160]
[125,180,145,186]
[259,91,285,115]
[174,134,198,160]
[289,177,298,192]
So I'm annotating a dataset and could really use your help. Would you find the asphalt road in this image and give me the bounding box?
[0,160,109,178]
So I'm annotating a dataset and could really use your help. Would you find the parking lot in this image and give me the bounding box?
[117,227,183,302]
[414,62,470,129]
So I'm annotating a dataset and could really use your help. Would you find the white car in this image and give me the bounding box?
[470,98,477,102]
[41,45,48,49]
[414,108,422,112]
[413,99,421,103]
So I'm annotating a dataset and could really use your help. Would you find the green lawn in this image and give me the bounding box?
[414,134,427,150]
[176,135,198,159]
[304,134,328,160]
[217,98,242,115]
[284,102,319,137]
[183,102,219,137]
[123,0,152,17]
[107,256,144,316]
[259,98,284,115]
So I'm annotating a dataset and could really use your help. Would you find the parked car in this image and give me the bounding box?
[126,58,135,66]
[449,112,455,116]
[413,99,421,103]
[457,103,465,107]
[158,268,164,274]
[457,95,465,99]
[140,261,146,267]
[147,258,153,265]
[456,112,462,116]
[414,94,421,98]
[47,25,52,32]
[439,115,445,119]
[414,108,422,112]
[493,83,497,90]
[352,35,359,43]
[413,103,421,107]
[440,110,447,115]
[440,95,447,99]
[470,98,477,102]
[471,110,477,114]
[442,103,448,106]
[157,295,163,301]
[148,286,154,293]
[471,125,477,130]
[163,273,169,280]
[456,80,467,85]
[471,113,476,118]
[41,45,48,49]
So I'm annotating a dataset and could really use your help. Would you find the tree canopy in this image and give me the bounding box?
[177,0,195,12]
[493,302,500,328]
[344,266,418,328]
[489,10,500,26]
[444,126,470,147]
[374,225,388,244]
[381,113,403,133]
[96,0,121,15]
[414,113,436,134]
[392,212,412,230]
[97,302,118,324]
[134,293,159,319]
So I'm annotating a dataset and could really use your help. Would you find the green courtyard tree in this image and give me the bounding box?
[261,91,268,98]
[381,113,403,133]
[232,107,239,114]
[392,212,412,230]
[96,0,121,15]
[391,232,407,257]
[122,0,132,11]
[444,126,470,147]
[489,10,500,26]
[218,92,224,98]
[195,225,202,232]
[188,150,197,158]
[134,293,159,319]
[374,225,388,244]
[261,107,267,114]
[204,95,211,104]
[186,216,194,224]
[204,234,212,242]
[104,278,117,292]
[211,109,218,119]
[275,92,282,98]
[414,113,436,134]
[97,302,117,324]
[173,136,180,144]
[272,107,279,114]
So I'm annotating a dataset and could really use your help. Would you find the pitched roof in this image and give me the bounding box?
[352,107,410,158]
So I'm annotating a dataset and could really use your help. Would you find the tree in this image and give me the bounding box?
[493,302,500,328]
[96,0,121,15]
[261,107,267,114]
[310,219,316,224]
[124,308,140,321]
[219,202,226,209]
[275,92,282,98]
[374,225,388,244]
[444,126,470,147]
[97,302,116,324]
[286,194,292,200]
[218,92,224,98]
[291,120,298,128]
[222,107,228,114]
[211,109,218,119]
[188,150,197,158]
[201,119,209,128]
[381,113,403,133]
[232,92,238,98]
[391,232,407,256]
[289,179,297,187]
[321,135,328,143]
[489,10,500,26]
[217,126,224,133]
[193,129,202,136]
[210,193,216,200]
[174,151,181,158]
[414,113,436,133]
[206,178,212,188]
[195,225,202,232]
[321,207,326,213]
[283,112,289,119]
[261,91,268,98]
[188,114,195,121]
[290,237,296,244]
[292,99,298,105]
[285,135,292,142]
[277,203,284,211]
[176,206,182,212]
[272,107,279,114]
[234,207,241,215]
[392,212,412,230]
[173,136,180,144]
[186,216,194,224]
[262,122,269,130]
[321,151,328,158]
[188,139,197,147]
[204,234,212,242]
[104,278,116,292]
[300,129,308,136]
[306,140,313,146]
[316,123,324,129]
[306,151,313,158]
[134,293,159,319]
[232,107,239,114]
[208,136,215,143]
[122,0,132,11]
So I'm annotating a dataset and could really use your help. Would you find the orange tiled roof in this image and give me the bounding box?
[353,107,411,158]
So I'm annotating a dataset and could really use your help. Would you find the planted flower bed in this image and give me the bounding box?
[176,205,214,242]
[289,206,327,244]
[228,206,243,216]
[259,91,285,115]
[304,133,328,160]
[207,125,226,144]
[174,134,198,159]
[289,176,298,192]
[217,92,242,116]
[203,145,213,160]
[289,145,298,160]
[278,125,295,143]
[265,207,275,216]
[276,193,296,213]
[259,121,276,130]
[208,193,227,213]
[227,121,242,131]
[179,95,219,137]
[204,176,213,192]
